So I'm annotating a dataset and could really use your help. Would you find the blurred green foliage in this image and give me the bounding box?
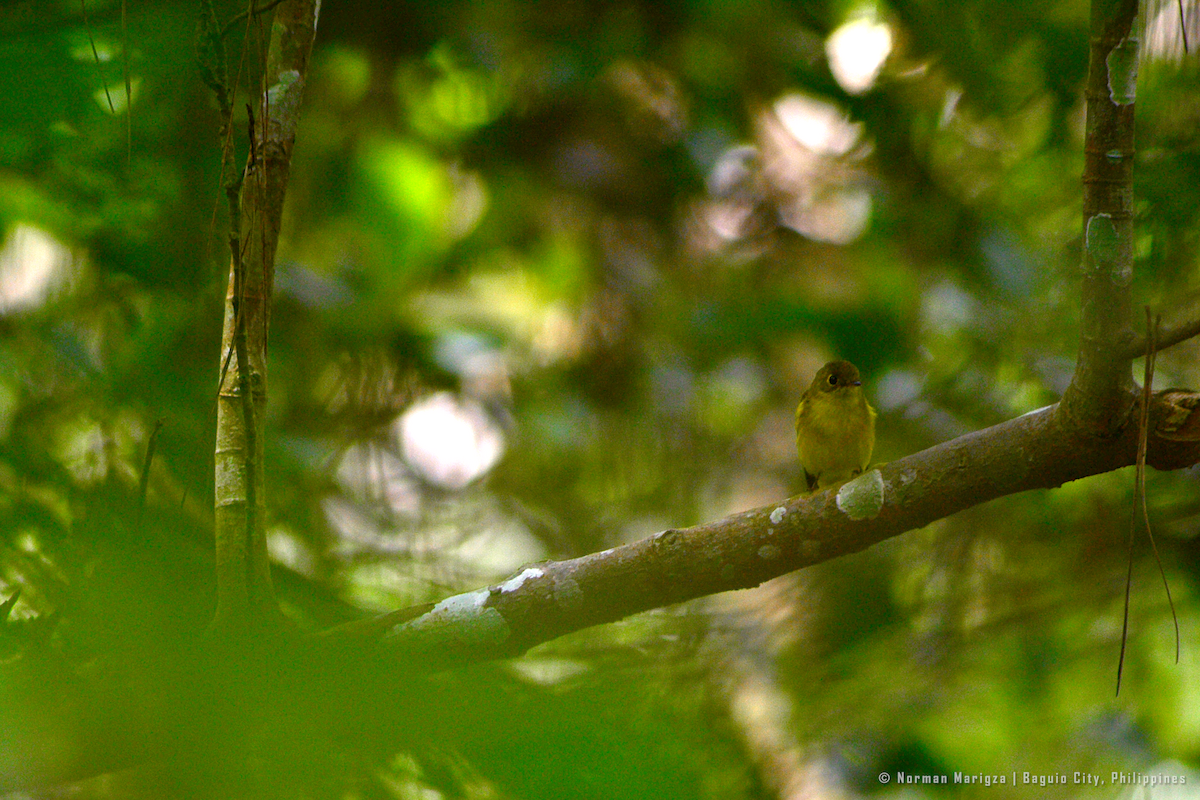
[2,0,1200,798]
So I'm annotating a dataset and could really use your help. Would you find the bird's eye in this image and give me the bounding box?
[827,374,838,386]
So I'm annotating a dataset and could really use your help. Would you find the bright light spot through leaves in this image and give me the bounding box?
[0,224,74,314]
[826,17,893,95]
[399,392,504,489]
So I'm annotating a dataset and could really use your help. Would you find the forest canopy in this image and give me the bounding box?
[2,1,1200,798]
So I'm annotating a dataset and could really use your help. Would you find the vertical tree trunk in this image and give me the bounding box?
[212,0,321,631]
[1063,0,1140,431]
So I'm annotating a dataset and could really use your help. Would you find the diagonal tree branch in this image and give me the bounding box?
[346,392,1200,673]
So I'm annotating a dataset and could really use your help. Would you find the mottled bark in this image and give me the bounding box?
[1061,0,1140,432]
[212,0,320,631]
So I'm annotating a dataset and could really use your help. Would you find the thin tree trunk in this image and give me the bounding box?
[1062,0,1140,430]
[212,0,320,631]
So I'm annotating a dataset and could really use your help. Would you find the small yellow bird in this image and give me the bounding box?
[795,360,876,492]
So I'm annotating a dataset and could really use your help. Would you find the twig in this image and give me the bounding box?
[1121,308,1200,359]
[220,0,288,40]
[0,589,19,623]
[120,0,131,167]
[1179,0,1190,54]
[136,419,164,527]
[80,0,116,114]
[1116,309,1181,695]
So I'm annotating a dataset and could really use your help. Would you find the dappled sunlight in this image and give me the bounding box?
[399,391,504,490]
[61,410,153,489]
[412,267,585,366]
[692,92,873,250]
[4,2,1200,797]
[826,16,893,95]
[398,42,518,142]
[772,94,863,158]
[92,77,140,115]
[334,442,422,520]
[51,415,109,486]
[764,94,872,244]
[922,279,978,336]
[443,516,546,576]
[314,389,509,557]
[356,138,489,248]
[266,526,316,577]
[1144,2,1200,61]
[339,560,435,612]
[0,224,74,314]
